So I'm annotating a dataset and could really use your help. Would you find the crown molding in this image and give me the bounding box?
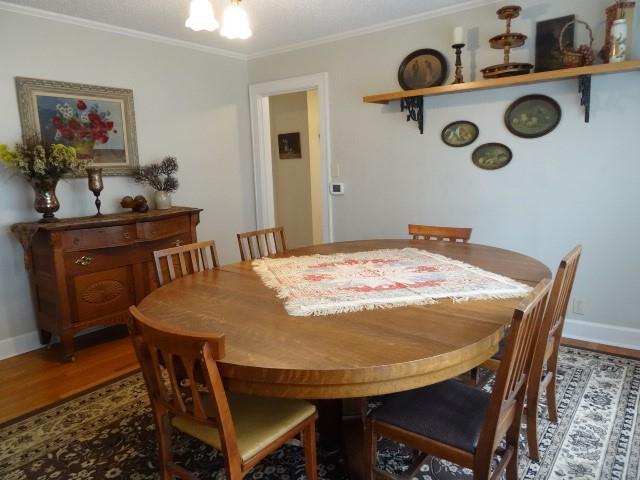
[0,0,505,62]
[0,0,248,61]
[248,0,504,60]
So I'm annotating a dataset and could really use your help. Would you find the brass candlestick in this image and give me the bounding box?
[451,43,465,84]
[86,167,104,216]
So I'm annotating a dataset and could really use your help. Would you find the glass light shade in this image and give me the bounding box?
[220,2,252,39]
[185,0,219,32]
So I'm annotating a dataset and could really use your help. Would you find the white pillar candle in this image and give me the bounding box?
[453,26,464,44]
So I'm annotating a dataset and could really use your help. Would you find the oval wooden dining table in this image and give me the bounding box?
[138,239,550,479]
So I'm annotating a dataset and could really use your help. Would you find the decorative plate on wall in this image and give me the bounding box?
[441,121,479,147]
[398,49,448,90]
[472,143,512,170]
[505,94,561,138]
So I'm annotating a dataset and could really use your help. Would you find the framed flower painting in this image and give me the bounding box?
[15,77,139,176]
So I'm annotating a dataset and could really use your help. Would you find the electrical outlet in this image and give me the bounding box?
[573,298,585,315]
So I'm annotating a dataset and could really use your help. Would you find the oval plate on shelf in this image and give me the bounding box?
[505,94,561,138]
[398,49,448,90]
[472,143,512,170]
[441,121,479,147]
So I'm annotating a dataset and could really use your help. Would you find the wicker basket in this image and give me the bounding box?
[559,20,594,68]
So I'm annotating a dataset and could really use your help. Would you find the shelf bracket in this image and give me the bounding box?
[400,96,424,134]
[578,74,591,123]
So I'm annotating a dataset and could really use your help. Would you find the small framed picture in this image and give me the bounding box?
[15,77,139,176]
[441,121,479,147]
[505,95,561,138]
[472,143,512,170]
[278,132,302,159]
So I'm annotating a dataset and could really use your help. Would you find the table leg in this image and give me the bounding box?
[341,397,369,480]
[315,397,370,480]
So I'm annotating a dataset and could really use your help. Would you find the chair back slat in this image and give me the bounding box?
[478,279,551,451]
[237,227,287,260]
[128,306,240,459]
[408,224,472,243]
[153,240,220,286]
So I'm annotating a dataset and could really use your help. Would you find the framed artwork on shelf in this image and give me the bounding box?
[441,121,479,147]
[535,15,575,72]
[397,49,448,90]
[505,94,561,138]
[277,132,302,159]
[15,77,139,176]
[472,143,512,170]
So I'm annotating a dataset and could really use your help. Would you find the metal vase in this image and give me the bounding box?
[86,167,104,216]
[31,177,60,223]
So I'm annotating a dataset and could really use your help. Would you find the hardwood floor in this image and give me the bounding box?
[0,328,637,425]
[0,326,138,424]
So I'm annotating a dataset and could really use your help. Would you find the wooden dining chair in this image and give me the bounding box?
[367,279,551,480]
[128,306,318,480]
[236,227,287,261]
[408,224,472,243]
[153,240,220,286]
[479,245,582,460]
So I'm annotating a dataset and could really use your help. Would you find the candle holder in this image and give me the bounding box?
[86,167,104,216]
[451,43,466,84]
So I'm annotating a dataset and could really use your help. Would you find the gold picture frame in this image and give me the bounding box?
[15,77,139,176]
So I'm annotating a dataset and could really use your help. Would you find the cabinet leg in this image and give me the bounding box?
[61,332,76,362]
[38,329,52,345]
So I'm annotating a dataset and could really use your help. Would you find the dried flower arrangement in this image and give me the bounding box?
[0,143,86,180]
[134,156,179,192]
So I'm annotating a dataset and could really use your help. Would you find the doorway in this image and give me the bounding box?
[249,73,333,245]
[268,91,323,248]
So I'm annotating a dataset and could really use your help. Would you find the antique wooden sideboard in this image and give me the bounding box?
[11,207,201,361]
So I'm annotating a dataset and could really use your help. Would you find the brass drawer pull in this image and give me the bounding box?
[173,239,184,247]
[123,232,131,239]
[75,256,93,266]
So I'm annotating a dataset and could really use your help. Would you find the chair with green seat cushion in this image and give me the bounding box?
[129,306,318,480]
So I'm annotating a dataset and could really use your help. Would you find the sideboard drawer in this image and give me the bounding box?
[64,247,135,275]
[138,216,190,241]
[62,225,138,252]
[142,232,194,259]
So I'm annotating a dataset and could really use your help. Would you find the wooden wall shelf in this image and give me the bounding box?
[363,60,640,133]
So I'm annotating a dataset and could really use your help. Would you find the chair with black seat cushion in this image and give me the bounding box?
[408,224,472,243]
[478,245,582,460]
[237,227,287,261]
[129,306,318,480]
[368,279,551,480]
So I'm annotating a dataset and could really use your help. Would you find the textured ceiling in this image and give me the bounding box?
[2,0,481,57]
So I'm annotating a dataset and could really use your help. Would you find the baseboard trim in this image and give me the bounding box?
[563,317,640,352]
[0,330,42,361]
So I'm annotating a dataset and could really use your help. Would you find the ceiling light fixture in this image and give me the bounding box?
[220,0,253,40]
[185,0,219,32]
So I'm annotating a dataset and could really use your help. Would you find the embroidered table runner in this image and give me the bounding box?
[253,248,531,316]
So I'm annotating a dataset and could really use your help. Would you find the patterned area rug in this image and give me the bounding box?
[1,346,638,480]
[253,248,531,316]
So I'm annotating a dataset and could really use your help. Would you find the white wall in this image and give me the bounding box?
[0,10,255,354]
[269,92,314,248]
[249,0,640,340]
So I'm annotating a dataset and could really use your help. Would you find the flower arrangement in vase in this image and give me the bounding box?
[133,156,179,209]
[52,100,117,158]
[0,142,87,222]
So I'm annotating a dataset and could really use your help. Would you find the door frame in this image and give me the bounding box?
[249,72,333,243]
